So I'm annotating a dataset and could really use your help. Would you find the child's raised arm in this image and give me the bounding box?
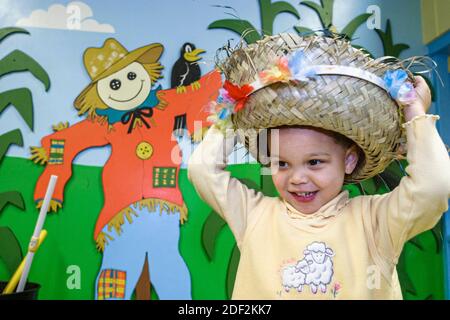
[187,125,266,247]
[366,76,450,261]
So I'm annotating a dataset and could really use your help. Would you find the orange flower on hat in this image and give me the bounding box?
[259,56,292,84]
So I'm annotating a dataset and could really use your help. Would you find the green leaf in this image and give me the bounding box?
[201,211,226,261]
[321,0,334,18]
[397,253,418,297]
[261,174,279,196]
[300,0,332,28]
[391,44,410,58]
[0,88,34,130]
[300,1,325,25]
[237,178,261,191]
[355,183,365,195]
[372,175,389,193]
[0,191,25,212]
[226,244,240,299]
[360,179,377,195]
[208,19,261,44]
[378,160,407,191]
[260,0,300,36]
[375,20,410,58]
[0,226,23,276]
[430,222,443,254]
[343,184,362,198]
[0,50,51,91]
[341,13,372,39]
[0,129,24,165]
[294,26,314,36]
[0,27,29,43]
[408,237,424,251]
[352,45,375,59]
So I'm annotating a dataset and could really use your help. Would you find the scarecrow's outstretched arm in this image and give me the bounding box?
[157,70,222,136]
[33,118,109,212]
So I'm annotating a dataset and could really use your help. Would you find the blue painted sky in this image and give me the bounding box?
[0,0,424,166]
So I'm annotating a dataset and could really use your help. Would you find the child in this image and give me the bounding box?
[187,33,450,299]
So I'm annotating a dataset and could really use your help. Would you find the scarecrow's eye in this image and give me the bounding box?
[110,79,121,90]
[127,72,137,80]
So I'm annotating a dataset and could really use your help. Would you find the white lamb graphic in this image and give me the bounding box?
[282,265,307,292]
[282,241,334,294]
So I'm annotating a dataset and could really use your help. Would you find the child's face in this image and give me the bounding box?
[270,127,359,215]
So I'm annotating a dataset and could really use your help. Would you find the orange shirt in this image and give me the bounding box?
[34,71,221,239]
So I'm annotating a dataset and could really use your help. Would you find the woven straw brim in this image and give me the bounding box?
[221,33,409,183]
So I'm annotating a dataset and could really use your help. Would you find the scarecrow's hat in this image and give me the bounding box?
[84,38,163,82]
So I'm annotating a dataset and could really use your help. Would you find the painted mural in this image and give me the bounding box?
[0,0,446,300]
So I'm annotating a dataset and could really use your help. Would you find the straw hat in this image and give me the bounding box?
[214,33,416,183]
[83,38,163,82]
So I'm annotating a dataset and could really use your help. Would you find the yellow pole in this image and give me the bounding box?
[2,229,48,295]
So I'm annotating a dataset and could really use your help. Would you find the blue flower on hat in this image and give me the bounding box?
[288,49,316,82]
[383,70,416,104]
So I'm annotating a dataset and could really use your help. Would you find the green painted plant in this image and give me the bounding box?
[0,27,50,281]
[375,19,410,58]
[208,0,300,44]
[295,0,372,40]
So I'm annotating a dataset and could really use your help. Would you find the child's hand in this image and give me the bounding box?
[402,76,431,122]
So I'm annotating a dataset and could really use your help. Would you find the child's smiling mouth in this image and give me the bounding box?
[289,191,318,203]
[109,80,144,102]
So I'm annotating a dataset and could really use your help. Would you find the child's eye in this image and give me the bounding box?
[279,161,288,168]
[275,161,288,169]
[308,159,323,166]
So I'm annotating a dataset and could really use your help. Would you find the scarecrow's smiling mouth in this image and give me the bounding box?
[109,80,144,102]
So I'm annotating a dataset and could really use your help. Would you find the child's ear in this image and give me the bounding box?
[344,146,359,175]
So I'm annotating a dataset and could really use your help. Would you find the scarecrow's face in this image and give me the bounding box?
[97,62,152,111]
[269,127,359,215]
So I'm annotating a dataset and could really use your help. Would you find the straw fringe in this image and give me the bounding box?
[96,232,114,252]
[95,198,188,252]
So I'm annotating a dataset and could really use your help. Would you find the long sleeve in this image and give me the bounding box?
[187,125,265,246]
[367,115,450,260]
[34,119,109,203]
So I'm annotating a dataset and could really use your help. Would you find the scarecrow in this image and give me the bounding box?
[32,38,221,299]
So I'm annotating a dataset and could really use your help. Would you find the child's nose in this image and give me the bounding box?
[290,169,308,184]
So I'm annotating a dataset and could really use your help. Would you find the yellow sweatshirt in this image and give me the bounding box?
[187,115,450,300]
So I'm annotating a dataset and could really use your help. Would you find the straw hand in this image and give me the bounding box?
[36,199,62,213]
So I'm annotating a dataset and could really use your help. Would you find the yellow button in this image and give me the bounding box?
[136,142,153,160]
